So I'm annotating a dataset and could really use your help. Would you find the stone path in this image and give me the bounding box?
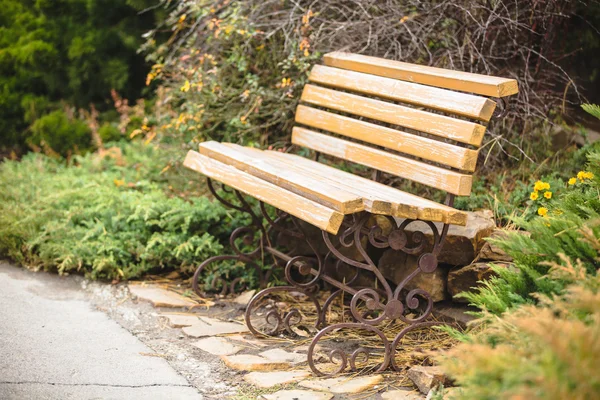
[128,283,437,399]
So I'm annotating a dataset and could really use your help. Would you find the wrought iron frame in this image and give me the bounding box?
[192,177,454,376]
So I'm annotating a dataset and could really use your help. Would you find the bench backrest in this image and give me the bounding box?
[293,52,518,197]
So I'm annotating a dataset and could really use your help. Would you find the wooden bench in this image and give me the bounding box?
[183,52,518,375]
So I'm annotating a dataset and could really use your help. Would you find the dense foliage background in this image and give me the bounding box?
[0,0,164,156]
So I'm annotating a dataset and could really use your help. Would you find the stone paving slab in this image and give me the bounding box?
[159,312,200,327]
[191,337,241,356]
[261,389,333,400]
[259,348,306,364]
[233,290,256,305]
[244,370,311,388]
[129,285,197,308]
[221,354,291,372]
[182,316,249,337]
[299,375,384,394]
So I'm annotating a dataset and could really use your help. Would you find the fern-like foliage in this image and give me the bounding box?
[464,148,600,314]
[582,103,600,120]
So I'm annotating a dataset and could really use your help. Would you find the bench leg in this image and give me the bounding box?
[304,212,450,376]
[192,178,282,296]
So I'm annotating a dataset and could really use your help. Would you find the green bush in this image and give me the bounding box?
[0,0,164,153]
[29,110,93,156]
[439,260,600,400]
[0,141,240,280]
[462,147,600,314]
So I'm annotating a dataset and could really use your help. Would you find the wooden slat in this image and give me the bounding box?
[296,104,479,170]
[198,141,364,214]
[183,151,343,234]
[309,65,496,121]
[300,86,486,148]
[226,144,399,217]
[258,149,468,226]
[292,128,473,196]
[324,52,519,97]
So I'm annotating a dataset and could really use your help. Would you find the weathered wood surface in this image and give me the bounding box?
[308,65,497,121]
[198,141,364,214]
[229,144,397,216]
[295,104,479,170]
[262,150,468,226]
[300,85,486,147]
[292,127,473,196]
[183,150,343,234]
[324,52,519,97]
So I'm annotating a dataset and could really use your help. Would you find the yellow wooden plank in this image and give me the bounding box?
[259,149,468,226]
[198,141,364,214]
[227,144,399,217]
[292,128,473,196]
[183,150,343,234]
[295,104,479,170]
[300,86,486,148]
[324,51,519,97]
[309,65,497,121]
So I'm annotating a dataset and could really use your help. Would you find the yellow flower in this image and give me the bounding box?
[537,207,548,217]
[180,80,191,92]
[533,180,544,191]
[544,191,552,199]
[542,182,550,190]
[530,191,539,201]
[577,171,594,181]
[113,179,125,187]
[568,177,577,185]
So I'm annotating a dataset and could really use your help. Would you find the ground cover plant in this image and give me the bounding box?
[0,141,245,281]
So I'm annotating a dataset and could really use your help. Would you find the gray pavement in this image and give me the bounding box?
[0,262,202,400]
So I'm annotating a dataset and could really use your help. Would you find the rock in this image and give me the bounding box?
[378,251,448,302]
[220,354,291,372]
[431,302,477,327]
[261,389,333,400]
[158,312,199,328]
[447,262,511,302]
[475,229,530,262]
[392,210,496,266]
[191,336,241,356]
[233,290,256,306]
[407,366,448,395]
[129,285,197,308]
[382,389,424,399]
[299,375,383,394]
[244,370,311,388]
[182,316,249,337]
[259,348,306,364]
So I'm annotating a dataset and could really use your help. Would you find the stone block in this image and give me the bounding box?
[392,210,496,266]
[447,262,512,302]
[407,366,449,395]
[378,250,448,302]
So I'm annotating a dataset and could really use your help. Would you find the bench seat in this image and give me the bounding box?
[184,141,468,234]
